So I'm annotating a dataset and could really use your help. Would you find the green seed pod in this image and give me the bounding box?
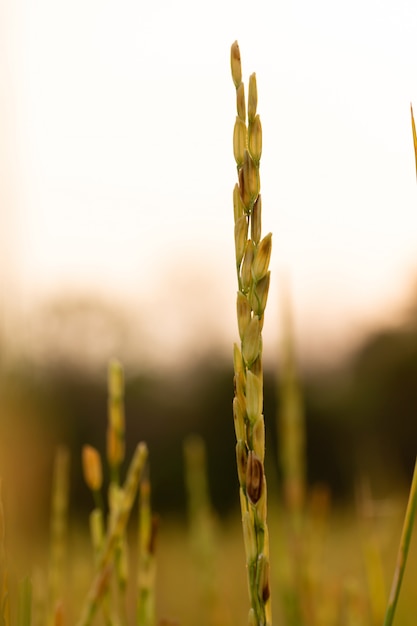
[250,353,263,378]
[82,445,103,492]
[231,41,242,87]
[250,271,270,317]
[233,342,244,375]
[246,450,263,504]
[248,114,262,164]
[242,315,261,367]
[236,82,246,121]
[252,233,272,282]
[237,291,251,340]
[234,374,246,411]
[236,441,248,487]
[108,359,124,399]
[234,215,248,266]
[240,240,254,292]
[108,401,125,437]
[233,396,246,442]
[251,194,262,244]
[248,163,260,203]
[107,423,125,469]
[242,150,260,206]
[239,158,250,209]
[245,370,263,423]
[257,553,271,603]
[233,183,245,223]
[255,476,267,524]
[248,73,258,123]
[252,416,265,463]
[233,117,247,167]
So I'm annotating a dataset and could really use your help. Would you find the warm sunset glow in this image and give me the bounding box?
[2,0,417,367]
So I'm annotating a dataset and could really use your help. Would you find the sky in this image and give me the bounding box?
[2,0,417,368]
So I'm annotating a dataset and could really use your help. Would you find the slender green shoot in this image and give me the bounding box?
[107,359,126,485]
[277,279,308,623]
[356,478,387,626]
[48,446,70,622]
[77,442,148,626]
[382,458,417,626]
[137,472,157,626]
[278,277,306,525]
[183,435,218,626]
[107,360,129,625]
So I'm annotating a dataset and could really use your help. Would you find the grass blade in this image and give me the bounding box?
[77,442,148,626]
[382,458,417,626]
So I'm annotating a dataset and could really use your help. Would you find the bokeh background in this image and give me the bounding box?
[2,2,417,612]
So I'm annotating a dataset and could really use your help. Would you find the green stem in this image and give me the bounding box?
[77,443,148,626]
[382,457,417,626]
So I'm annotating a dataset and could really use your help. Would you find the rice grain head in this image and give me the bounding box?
[230,40,272,626]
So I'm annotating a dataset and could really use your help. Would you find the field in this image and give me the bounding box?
[1,445,416,626]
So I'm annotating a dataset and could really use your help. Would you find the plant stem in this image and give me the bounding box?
[77,442,148,626]
[382,458,417,626]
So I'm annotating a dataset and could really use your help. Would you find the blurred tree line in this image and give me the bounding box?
[1,295,417,529]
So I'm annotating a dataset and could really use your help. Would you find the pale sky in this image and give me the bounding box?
[2,0,417,367]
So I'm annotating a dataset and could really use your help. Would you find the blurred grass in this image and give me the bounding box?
[2,496,417,626]
[0,352,416,626]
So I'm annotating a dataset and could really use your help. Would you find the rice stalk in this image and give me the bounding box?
[107,359,126,486]
[377,104,417,625]
[82,360,133,626]
[82,445,104,514]
[107,360,129,626]
[183,435,219,626]
[278,279,306,525]
[48,446,70,623]
[82,446,106,568]
[77,441,148,626]
[277,280,309,624]
[231,41,272,626]
[137,472,157,626]
[382,458,417,626]
[356,478,386,626]
[82,444,112,625]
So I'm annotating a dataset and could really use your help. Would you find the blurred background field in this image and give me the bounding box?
[2,285,417,511]
[2,297,417,523]
[1,301,417,624]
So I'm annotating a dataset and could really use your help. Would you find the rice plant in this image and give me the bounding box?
[231,40,272,626]
[78,360,149,626]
